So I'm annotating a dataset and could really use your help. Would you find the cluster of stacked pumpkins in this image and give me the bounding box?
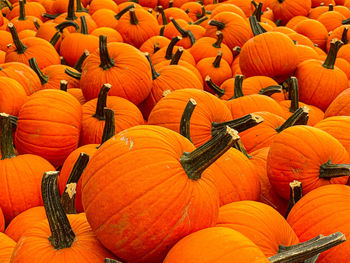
[2,0,350,261]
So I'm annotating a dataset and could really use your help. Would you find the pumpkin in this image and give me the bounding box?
[15,89,82,167]
[10,171,115,262]
[293,18,328,50]
[90,27,123,43]
[325,88,350,117]
[157,6,191,23]
[180,2,207,21]
[80,35,153,105]
[210,3,246,18]
[267,125,350,200]
[0,232,16,262]
[0,113,54,223]
[317,8,347,32]
[139,35,171,55]
[267,0,312,25]
[88,0,119,14]
[0,30,12,51]
[7,0,45,21]
[0,76,27,116]
[81,125,240,262]
[9,0,43,32]
[91,8,118,29]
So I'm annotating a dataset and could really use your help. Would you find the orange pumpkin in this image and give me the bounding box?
[0,233,16,262]
[0,76,27,116]
[325,88,350,117]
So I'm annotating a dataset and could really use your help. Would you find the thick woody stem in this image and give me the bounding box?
[179,98,197,142]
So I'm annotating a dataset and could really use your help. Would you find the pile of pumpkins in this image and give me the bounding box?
[2,0,350,261]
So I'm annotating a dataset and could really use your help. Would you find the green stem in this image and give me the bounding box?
[28,57,49,85]
[170,17,195,45]
[249,15,266,36]
[157,6,168,25]
[8,23,27,54]
[208,19,225,30]
[145,52,160,80]
[43,13,59,19]
[342,18,350,25]
[288,77,299,113]
[233,139,251,159]
[76,0,88,12]
[61,153,90,214]
[212,31,223,48]
[285,180,302,218]
[93,83,111,120]
[170,47,183,65]
[205,75,225,98]
[319,161,350,179]
[154,43,160,53]
[180,126,240,180]
[252,1,263,22]
[328,4,333,11]
[65,68,81,79]
[49,31,61,47]
[193,16,208,25]
[323,39,343,69]
[99,35,115,70]
[341,27,349,44]
[74,50,89,72]
[275,106,309,133]
[105,259,122,263]
[228,74,244,100]
[129,8,138,25]
[99,108,115,146]
[196,5,205,19]
[212,51,223,68]
[60,80,68,91]
[66,0,77,20]
[18,0,26,21]
[259,85,283,97]
[165,36,182,60]
[169,0,173,8]
[4,0,13,10]
[42,171,76,249]
[79,16,88,34]
[179,98,197,142]
[34,19,41,30]
[115,4,134,20]
[212,113,264,135]
[0,113,16,159]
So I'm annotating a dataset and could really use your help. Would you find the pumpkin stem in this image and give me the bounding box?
[212,51,223,68]
[79,16,88,34]
[205,75,225,97]
[56,21,80,32]
[4,0,13,10]
[99,35,115,70]
[8,23,27,54]
[157,6,168,25]
[287,76,299,113]
[193,16,208,25]
[105,259,123,263]
[61,153,90,214]
[233,139,251,158]
[269,232,346,263]
[212,113,264,135]
[232,46,241,56]
[165,36,182,60]
[169,0,173,8]
[319,161,350,179]
[76,0,88,12]
[0,113,16,160]
[99,108,116,146]
[284,180,302,218]
[196,5,205,19]
[144,52,160,80]
[208,19,225,30]
[322,39,343,69]
[115,4,134,20]
[34,19,41,30]
[341,27,349,44]
[28,57,49,85]
[249,15,266,36]
[170,47,183,65]
[180,126,240,180]
[66,0,77,20]
[179,98,197,142]
[328,4,333,11]
[42,13,60,19]
[277,0,284,3]
[342,18,350,25]
[212,31,223,48]
[9,115,18,130]
[275,106,309,133]
[61,56,67,65]
[252,1,263,22]
[153,43,160,54]
[65,68,81,79]
[42,171,76,249]
[170,17,196,45]
[228,74,244,100]
[60,80,68,91]
[92,83,112,120]
[49,31,61,47]
[18,0,26,20]
[129,8,139,25]
[259,85,283,97]
[74,50,89,72]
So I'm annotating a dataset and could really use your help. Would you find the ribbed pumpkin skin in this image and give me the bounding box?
[163,227,269,263]
[15,90,82,167]
[81,125,220,263]
[0,77,27,116]
[267,126,349,200]
[10,213,114,262]
[42,65,80,90]
[239,32,298,80]
[213,149,260,206]
[5,206,46,242]
[325,88,350,117]
[0,155,54,224]
[217,201,299,257]
[148,89,233,147]
[0,232,16,262]
[287,184,350,263]
[242,76,285,102]
[267,0,311,25]
[80,96,145,146]
[80,42,152,104]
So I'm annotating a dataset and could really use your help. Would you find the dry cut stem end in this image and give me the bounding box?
[285,180,302,218]
[60,80,68,91]
[205,75,225,97]
[179,98,197,142]
[0,113,16,159]
[275,106,309,133]
[93,83,112,120]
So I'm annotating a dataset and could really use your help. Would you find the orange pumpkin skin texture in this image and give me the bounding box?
[10,213,114,262]
[213,148,260,206]
[0,30,12,51]
[82,125,220,263]
[40,64,80,90]
[0,232,16,262]
[205,12,252,49]
[239,32,298,79]
[148,89,232,147]
[317,11,346,32]
[67,88,86,105]
[88,0,119,14]
[217,201,299,257]
[80,40,152,105]
[225,95,285,120]
[0,77,27,116]
[15,90,82,167]
[80,95,145,146]
[285,16,309,29]
[91,9,118,29]
[267,0,311,25]
[325,88,350,117]
[91,27,123,43]
[5,206,46,242]
[287,33,314,48]
[0,62,41,95]
[294,44,320,65]
[0,208,3,232]
[287,184,350,263]
[267,126,349,200]
[250,147,288,215]
[163,227,268,263]
[314,116,350,156]
[294,19,328,50]
[139,36,171,55]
